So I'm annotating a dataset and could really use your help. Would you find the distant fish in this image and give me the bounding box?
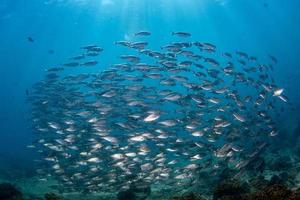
[27,37,34,42]
[86,52,99,57]
[63,62,79,67]
[88,46,103,52]
[233,113,246,122]
[71,55,85,60]
[46,67,64,72]
[269,130,278,137]
[172,32,191,37]
[81,61,98,66]
[81,45,98,50]
[269,54,278,64]
[48,50,54,54]
[135,31,151,36]
[278,95,288,103]
[131,41,148,50]
[120,55,140,63]
[236,51,248,59]
[223,52,232,58]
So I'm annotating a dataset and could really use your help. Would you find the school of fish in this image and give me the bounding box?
[26,31,289,194]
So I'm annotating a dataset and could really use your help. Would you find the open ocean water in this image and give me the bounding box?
[0,0,300,200]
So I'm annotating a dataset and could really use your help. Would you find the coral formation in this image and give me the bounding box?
[117,181,151,200]
[117,189,136,200]
[212,182,300,200]
[170,193,204,200]
[213,180,249,200]
[249,175,269,190]
[245,184,300,200]
[44,193,63,200]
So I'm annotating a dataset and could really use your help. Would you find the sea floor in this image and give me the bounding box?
[0,146,300,200]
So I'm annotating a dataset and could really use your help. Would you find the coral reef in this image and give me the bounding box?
[117,181,151,200]
[269,173,289,186]
[244,184,300,200]
[0,182,23,200]
[44,193,63,200]
[117,189,136,200]
[170,193,204,200]
[213,180,249,200]
[249,175,269,190]
[211,180,300,200]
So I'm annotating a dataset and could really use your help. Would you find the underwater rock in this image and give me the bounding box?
[245,184,300,200]
[212,182,300,200]
[0,183,23,200]
[213,180,249,200]
[258,184,292,199]
[117,182,151,200]
[44,193,63,200]
[269,175,285,185]
[249,175,269,191]
[117,189,136,200]
[170,193,204,200]
[269,172,290,186]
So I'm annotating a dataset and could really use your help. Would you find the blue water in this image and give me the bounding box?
[0,0,300,193]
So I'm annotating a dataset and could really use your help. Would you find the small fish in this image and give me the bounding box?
[159,120,177,127]
[191,131,203,137]
[86,52,99,57]
[87,157,101,163]
[269,54,277,64]
[273,88,284,96]
[233,113,246,122]
[120,55,140,63]
[81,45,98,50]
[46,67,64,72]
[278,95,288,102]
[129,135,146,142]
[269,130,278,137]
[135,31,151,36]
[27,37,34,42]
[144,111,160,122]
[63,62,79,67]
[223,52,232,58]
[205,58,219,67]
[131,42,148,49]
[71,55,85,60]
[48,50,54,54]
[236,51,248,59]
[172,32,191,37]
[81,61,98,66]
